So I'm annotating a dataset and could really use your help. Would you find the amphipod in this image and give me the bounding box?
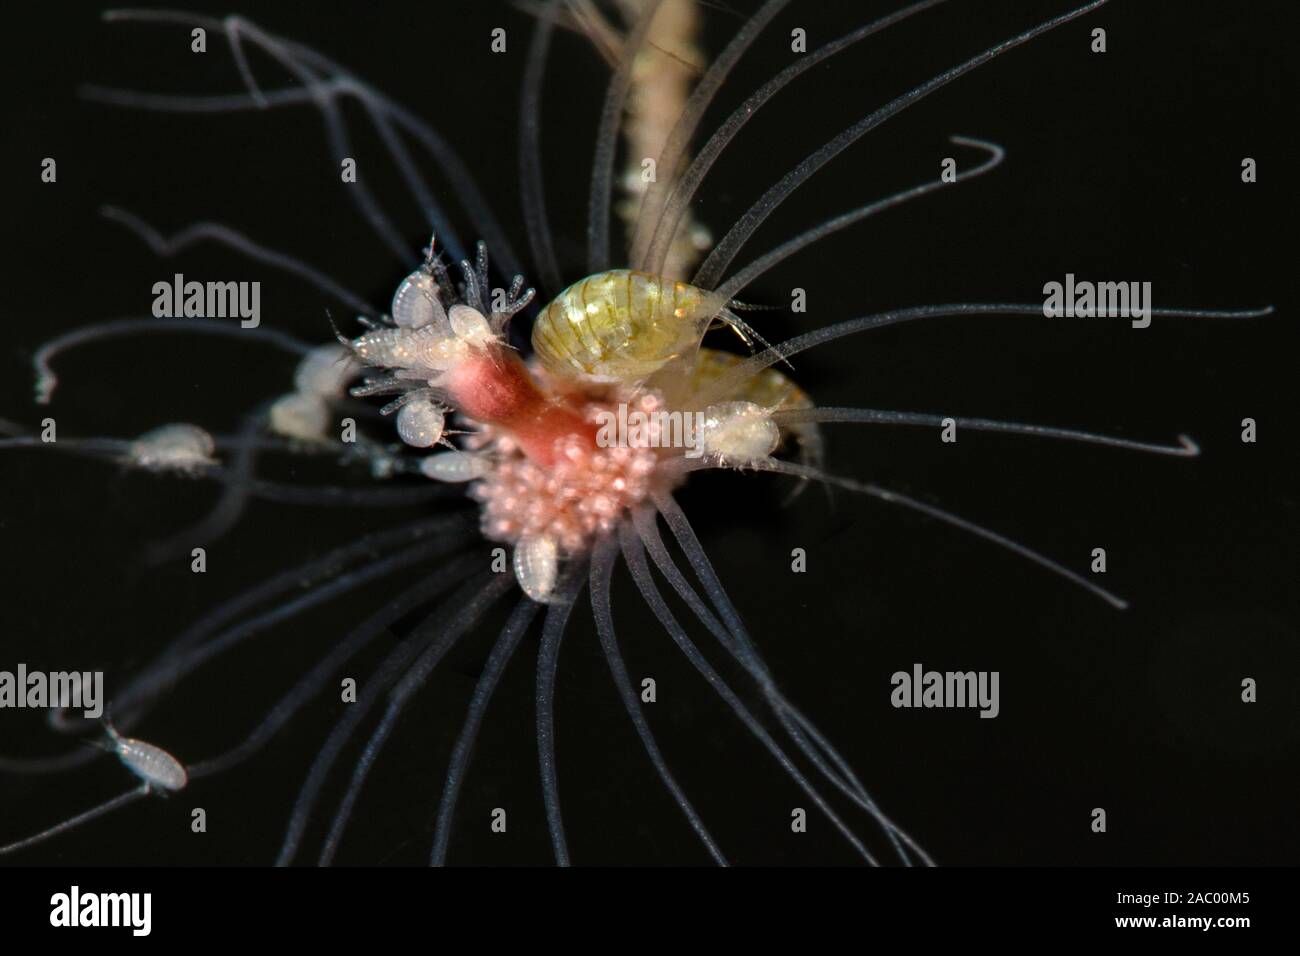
[0,725,186,855]
[531,270,773,383]
[106,723,189,793]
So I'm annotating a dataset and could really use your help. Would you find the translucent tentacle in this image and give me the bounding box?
[535,563,588,866]
[0,517,469,777]
[34,318,311,406]
[710,135,1005,303]
[690,0,1110,287]
[772,407,1200,458]
[519,0,565,296]
[745,458,1130,609]
[305,573,513,866]
[637,499,925,863]
[619,521,879,864]
[430,596,542,865]
[101,205,379,319]
[628,0,793,268]
[642,0,954,275]
[587,0,666,274]
[589,535,727,865]
[94,10,518,270]
[698,302,1275,408]
[0,784,151,857]
[188,555,477,780]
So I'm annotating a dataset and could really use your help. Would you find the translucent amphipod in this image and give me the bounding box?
[420,451,492,483]
[347,256,486,375]
[395,399,446,448]
[105,723,188,793]
[349,323,472,373]
[513,535,559,604]
[0,724,186,855]
[531,270,770,383]
[269,393,332,443]
[687,347,822,470]
[126,423,218,474]
[269,342,362,443]
[390,265,450,333]
[294,342,362,399]
[527,270,813,466]
[699,401,781,465]
[447,304,496,349]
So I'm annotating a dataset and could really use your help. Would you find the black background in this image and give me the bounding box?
[2,0,1296,868]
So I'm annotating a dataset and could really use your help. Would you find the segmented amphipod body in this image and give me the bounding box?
[390,267,449,333]
[419,451,492,483]
[513,534,559,603]
[699,402,781,465]
[688,347,822,467]
[270,343,361,443]
[126,423,217,474]
[293,343,360,398]
[395,399,445,448]
[350,324,470,372]
[531,270,713,383]
[105,725,188,792]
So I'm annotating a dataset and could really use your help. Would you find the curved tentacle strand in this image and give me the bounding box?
[534,565,588,867]
[430,597,542,865]
[690,0,1110,287]
[589,535,727,865]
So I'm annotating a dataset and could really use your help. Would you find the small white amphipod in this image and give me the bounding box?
[395,399,446,448]
[293,342,360,398]
[391,268,450,334]
[269,344,358,442]
[269,392,331,442]
[419,451,492,483]
[0,724,189,855]
[105,724,188,792]
[447,304,495,349]
[351,325,470,372]
[699,401,780,465]
[513,534,559,603]
[127,424,217,474]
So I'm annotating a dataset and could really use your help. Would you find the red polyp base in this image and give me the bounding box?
[441,346,598,467]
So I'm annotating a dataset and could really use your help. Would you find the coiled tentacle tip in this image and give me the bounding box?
[34,376,55,405]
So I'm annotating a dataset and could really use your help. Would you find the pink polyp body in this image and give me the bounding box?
[440,347,597,467]
[441,349,680,553]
